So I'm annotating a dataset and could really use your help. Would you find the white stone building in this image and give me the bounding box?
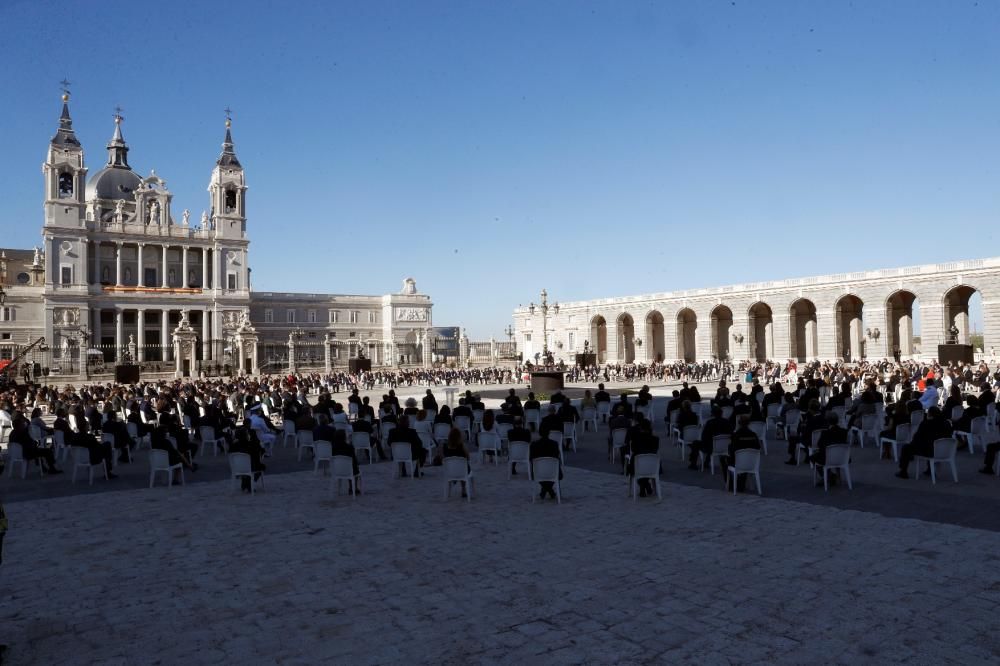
[514,258,999,365]
[0,93,433,378]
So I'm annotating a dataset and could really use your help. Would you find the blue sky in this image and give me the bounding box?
[1,1,997,337]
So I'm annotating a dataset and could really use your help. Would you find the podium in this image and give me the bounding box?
[348,359,372,373]
[938,344,974,365]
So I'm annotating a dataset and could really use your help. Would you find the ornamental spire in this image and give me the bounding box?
[217,107,241,168]
[106,107,130,168]
[51,79,80,147]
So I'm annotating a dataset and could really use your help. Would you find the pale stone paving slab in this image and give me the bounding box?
[2,461,999,665]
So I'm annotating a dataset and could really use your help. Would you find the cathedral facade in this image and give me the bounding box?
[0,93,433,378]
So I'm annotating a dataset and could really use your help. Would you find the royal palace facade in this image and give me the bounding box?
[0,93,433,379]
[515,259,1000,366]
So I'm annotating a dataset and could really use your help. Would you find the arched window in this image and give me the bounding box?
[58,172,74,198]
[224,189,237,214]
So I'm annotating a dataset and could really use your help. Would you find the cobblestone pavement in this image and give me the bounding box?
[3,452,1000,665]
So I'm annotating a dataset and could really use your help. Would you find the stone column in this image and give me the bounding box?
[181,246,189,288]
[174,336,183,377]
[161,245,169,288]
[459,331,469,367]
[490,336,497,365]
[92,242,100,285]
[423,330,434,366]
[115,242,123,287]
[136,243,144,287]
[251,340,259,376]
[202,311,210,363]
[287,333,297,373]
[136,309,145,362]
[162,310,171,361]
[78,333,88,380]
[202,248,208,289]
[94,308,102,347]
[324,333,332,374]
[115,308,123,362]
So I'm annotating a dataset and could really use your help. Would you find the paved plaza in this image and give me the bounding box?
[3,383,1000,664]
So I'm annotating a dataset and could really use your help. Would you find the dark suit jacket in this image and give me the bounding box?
[700,417,733,448]
[529,437,563,479]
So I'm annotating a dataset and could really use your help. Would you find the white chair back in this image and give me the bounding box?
[314,440,333,459]
[509,441,530,464]
[443,456,469,481]
[732,448,760,472]
[712,435,730,455]
[433,423,451,442]
[681,425,701,442]
[297,431,315,446]
[811,429,826,447]
[229,452,252,475]
[824,444,850,466]
[150,449,170,468]
[910,411,924,427]
[351,431,371,448]
[895,423,911,443]
[531,457,560,482]
[391,442,413,462]
[785,409,802,429]
[933,437,957,459]
[633,453,659,476]
[479,431,500,451]
[748,421,766,441]
[200,426,217,442]
[331,455,355,476]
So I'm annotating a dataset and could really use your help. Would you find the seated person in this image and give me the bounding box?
[442,428,472,497]
[529,430,563,500]
[726,414,762,492]
[8,416,62,474]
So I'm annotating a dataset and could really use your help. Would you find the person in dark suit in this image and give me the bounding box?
[8,416,62,474]
[952,395,983,434]
[808,412,847,467]
[726,415,762,491]
[529,433,563,500]
[330,428,360,479]
[689,405,732,470]
[626,418,659,496]
[452,399,473,420]
[539,405,563,439]
[101,411,132,463]
[896,407,954,479]
[312,413,339,445]
[523,393,541,413]
[615,394,633,419]
[594,384,611,405]
[786,400,825,465]
[422,390,438,412]
[388,414,425,477]
[230,426,266,492]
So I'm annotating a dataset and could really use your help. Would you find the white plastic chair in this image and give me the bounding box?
[630,453,661,501]
[610,428,627,463]
[728,449,762,495]
[433,422,451,445]
[747,421,768,455]
[950,405,964,422]
[348,403,359,422]
[915,438,958,484]
[705,435,730,474]
[50,429,69,462]
[127,421,150,453]
[495,422,512,449]
[380,422,396,452]
[812,444,852,492]
[313,440,333,475]
[764,404,781,435]
[581,407,598,432]
[679,425,701,462]
[879,424,910,462]
[524,409,541,431]
[5,442,31,478]
[149,449,184,488]
[596,402,611,424]
[282,420,297,448]
[530,457,561,504]
[848,414,878,448]
[330,455,361,497]
[454,415,472,443]
[910,410,925,428]
[442,456,474,501]
[229,452,262,494]
[391,442,418,478]
[472,409,485,433]
[199,426,225,457]
[797,428,826,466]
[549,431,564,463]
[295,430,316,462]
[782,410,802,442]
[955,416,988,455]
[508,441,531,480]
[70,446,107,485]
[478,431,501,465]
[562,422,578,453]
[352,431,376,463]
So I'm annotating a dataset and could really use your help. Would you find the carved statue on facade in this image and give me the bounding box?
[182,209,190,226]
[149,200,160,226]
[114,199,126,224]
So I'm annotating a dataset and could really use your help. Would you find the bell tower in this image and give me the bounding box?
[43,82,87,228]
[208,111,247,240]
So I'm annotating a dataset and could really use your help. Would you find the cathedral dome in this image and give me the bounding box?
[85,166,142,201]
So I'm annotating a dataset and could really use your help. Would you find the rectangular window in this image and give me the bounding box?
[60,265,72,285]
[308,310,317,323]
[524,333,532,342]
[0,345,12,359]
[568,331,576,351]
[227,273,237,290]
[264,309,273,323]
[368,311,377,323]
[329,310,339,323]
[1,308,13,322]
[350,311,359,324]
[286,309,296,323]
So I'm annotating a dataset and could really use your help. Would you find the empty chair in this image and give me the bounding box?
[352,431,376,463]
[630,453,661,501]
[70,446,107,485]
[596,402,611,424]
[747,421,768,455]
[530,457,562,504]
[50,429,69,462]
[313,440,333,475]
[812,444,852,492]
[782,410,802,442]
[764,404,781,435]
[330,455,361,498]
[296,430,316,462]
[562,422,578,453]
[508,441,531,480]
[478,431,501,465]
[581,407,598,432]
[433,422,451,446]
[391,442,419,478]
[199,426,225,457]
[728,449,762,495]
[149,448,184,488]
[5,442,32,479]
[282,420,297,448]
[879,424,911,463]
[915,438,958,484]
[910,410,925,428]
[443,456,474,501]
[229,452,262,494]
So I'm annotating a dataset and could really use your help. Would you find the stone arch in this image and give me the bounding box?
[644,310,665,362]
[748,302,774,362]
[710,305,733,361]
[617,313,636,363]
[789,299,818,362]
[835,294,865,362]
[590,315,608,364]
[885,290,919,359]
[943,284,982,348]
[676,308,697,363]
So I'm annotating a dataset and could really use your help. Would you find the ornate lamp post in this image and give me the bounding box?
[528,289,559,363]
[504,324,514,342]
